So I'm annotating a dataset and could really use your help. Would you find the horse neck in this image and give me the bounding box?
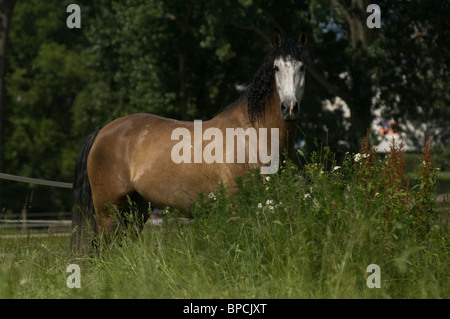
[210,93,297,158]
[255,90,297,159]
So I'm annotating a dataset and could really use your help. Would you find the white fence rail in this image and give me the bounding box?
[0,219,72,232]
[0,172,73,189]
[0,172,73,237]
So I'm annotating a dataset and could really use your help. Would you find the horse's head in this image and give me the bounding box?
[272,30,308,122]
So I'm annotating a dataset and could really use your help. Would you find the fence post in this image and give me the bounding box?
[21,204,27,233]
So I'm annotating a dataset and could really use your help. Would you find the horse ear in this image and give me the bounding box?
[298,31,308,47]
[272,29,282,48]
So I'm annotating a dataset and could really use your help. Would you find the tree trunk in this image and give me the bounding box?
[178,3,193,120]
[178,52,188,120]
[331,0,377,147]
[0,0,17,206]
[347,0,376,147]
[348,0,374,49]
[348,60,373,148]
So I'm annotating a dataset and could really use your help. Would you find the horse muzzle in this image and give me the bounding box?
[281,100,300,122]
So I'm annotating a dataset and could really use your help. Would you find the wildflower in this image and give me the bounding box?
[431,225,440,231]
[266,199,273,205]
[304,193,311,199]
[354,153,362,162]
[258,203,263,208]
[265,176,270,182]
[269,205,274,210]
[208,192,216,200]
[333,166,341,171]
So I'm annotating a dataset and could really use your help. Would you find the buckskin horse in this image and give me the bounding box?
[71,30,309,252]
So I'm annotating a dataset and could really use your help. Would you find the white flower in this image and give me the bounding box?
[208,192,215,199]
[304,193,311,199]
[258,203,263,208]
[266,199,273,205]
[354,153,362,162]
[333,166,341,171]
[269,205,274,210]
[265,176,270,182]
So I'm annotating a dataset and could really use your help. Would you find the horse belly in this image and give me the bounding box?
[133,160,231,212]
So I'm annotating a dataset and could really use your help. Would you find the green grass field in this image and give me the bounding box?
[1,148,449,299]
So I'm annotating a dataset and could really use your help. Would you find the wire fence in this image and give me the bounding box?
[0,172,73,238]
[0,173,73,189]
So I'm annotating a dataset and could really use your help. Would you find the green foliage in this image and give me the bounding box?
[1,139,448,298]
[2,0,449,214]
[3,0,95,213]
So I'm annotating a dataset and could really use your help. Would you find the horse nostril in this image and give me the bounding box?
[281,100,299,119]
[292,102,299,114]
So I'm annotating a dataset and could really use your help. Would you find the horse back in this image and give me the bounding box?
[87,113,243,212]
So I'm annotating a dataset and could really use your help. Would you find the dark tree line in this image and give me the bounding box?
[0,0,448,213]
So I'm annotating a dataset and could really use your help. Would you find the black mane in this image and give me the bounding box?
[244,37,309,122]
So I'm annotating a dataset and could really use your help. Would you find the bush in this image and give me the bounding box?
[181,135,448,298]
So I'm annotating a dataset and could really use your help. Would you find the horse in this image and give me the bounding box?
[71,30,309,253]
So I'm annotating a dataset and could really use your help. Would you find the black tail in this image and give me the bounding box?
[71,130,100,254]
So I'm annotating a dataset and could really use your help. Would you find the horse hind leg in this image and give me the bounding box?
[93,191,150,244]
[92,198,120,247]
[124,192,151,233]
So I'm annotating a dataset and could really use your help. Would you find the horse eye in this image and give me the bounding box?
[300,65,305,72]
[273,65,279,72]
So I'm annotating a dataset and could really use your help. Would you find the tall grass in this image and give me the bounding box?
[0,138,448,298]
